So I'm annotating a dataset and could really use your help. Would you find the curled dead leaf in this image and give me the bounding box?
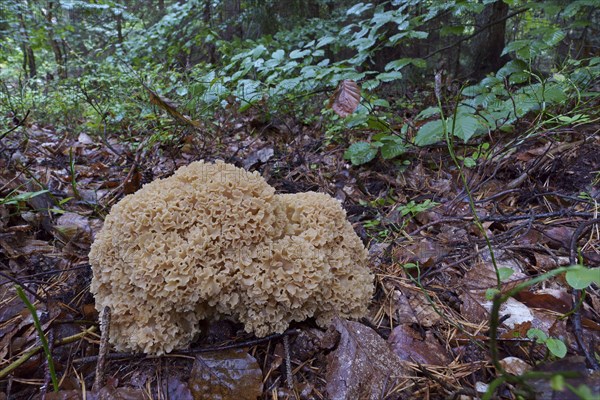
[328,80,361,118]
[145,85,201,128]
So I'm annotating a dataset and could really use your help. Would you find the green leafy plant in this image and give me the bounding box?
[527,328,567,358]
[482,265,595,400]
[343,132,407,166]
[565,265,600,289]
[412,55,600,148]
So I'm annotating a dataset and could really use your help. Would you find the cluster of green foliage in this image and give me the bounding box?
[2,1,598,155]
[1,1,599,398]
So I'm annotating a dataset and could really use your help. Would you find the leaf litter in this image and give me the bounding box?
[0,100,599,399]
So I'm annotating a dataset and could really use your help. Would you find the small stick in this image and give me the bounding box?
[73,329,302,363]
[569,219,600,370]
[283,334,293,390]
[94,306,111,390]
[42,328,56,397]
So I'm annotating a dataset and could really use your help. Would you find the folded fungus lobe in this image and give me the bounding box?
[89,161,373,354]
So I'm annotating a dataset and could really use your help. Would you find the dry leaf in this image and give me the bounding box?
[328,80,361,118]
[161,375,194,400]
[500,321,532,340]
[499,357,530,375]
[145,85,201,128]
[243,147,274,169]
[514,289,572,314]
[54,212,93,243]
[388,324,450,365]
[45,386,148,400]
[325,318,410,400]
[392,239,449,268]
[188,349,263,400]
[401,286,443,327]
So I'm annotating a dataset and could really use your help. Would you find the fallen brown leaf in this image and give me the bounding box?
[188,348,263,400]
[388,324,450,365]
[325,318,410,400]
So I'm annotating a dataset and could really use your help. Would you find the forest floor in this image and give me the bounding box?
[0,102,599,399]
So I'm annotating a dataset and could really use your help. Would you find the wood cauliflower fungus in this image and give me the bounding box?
[89,161,373,354]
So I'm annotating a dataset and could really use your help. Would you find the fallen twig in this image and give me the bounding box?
[569,218,600,370]
[0,325,97,379]
[74,329,302,364]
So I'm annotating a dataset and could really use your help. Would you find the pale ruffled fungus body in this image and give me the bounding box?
[89,161,373,354]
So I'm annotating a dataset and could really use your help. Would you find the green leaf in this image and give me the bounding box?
[366,116,388,131]
[416,106,441,120]
[1,189,49,205]
[384,58,426,71]
[485,288,500,300]
[408,31,428,39]
[316,36,335,48]
[566,266,599,289]
[379,137,406,159]
[463,85,482,97]
[543,85,567,103]
[415,119,445,146]
[251,44,267,58]
[375,71,402,82]
[463,157,476,168]
[388,32,408,44]
[543,29,566,46]
[546,338,567,358]
[289,49,311,59]
[362,79,381,91]
[502,40,529,56]
[569,384,595,400]
[385,59,411,71]
[372,99,390,108]
[496,59,528,80]
[371,10,394,28]
[527,328,548,343]
[271,49,284,60]
[349,37,377,52]
[451,114,480,142]
[347,2,373,16]
[498,267,514,282]
[345,113,369,128]
[344,142,377,165]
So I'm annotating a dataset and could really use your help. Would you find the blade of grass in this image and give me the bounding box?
[15,285,59,392]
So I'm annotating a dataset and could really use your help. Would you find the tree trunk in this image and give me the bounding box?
[18,12,36,78]
[221,0,242,40]
[470,1,510,79]
[116,11,124,44]
[43,1,68,78]
[203,0,216,64]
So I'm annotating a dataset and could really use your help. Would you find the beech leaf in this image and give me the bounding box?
[188,349,263,400]
[325,318,410,400]
[328,80,361,118]
[388,324,450,365]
